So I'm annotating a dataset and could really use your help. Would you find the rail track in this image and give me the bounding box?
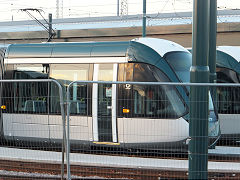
[0,158,240,180]
[1,144,240,179]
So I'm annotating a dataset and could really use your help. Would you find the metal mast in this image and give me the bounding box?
[56,0,59,18]
[56,0,63,18]
[117,0,120,16]
[189,0,210,179]
[120,0,128,16]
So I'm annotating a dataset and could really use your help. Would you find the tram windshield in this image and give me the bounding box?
[164,51,192,83]
[165,51,215,112]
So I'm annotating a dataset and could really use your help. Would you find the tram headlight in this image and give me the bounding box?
[123,108,130,113]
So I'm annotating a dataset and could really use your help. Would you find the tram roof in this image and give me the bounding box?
[188,46,240,74]
[6,37,189,59]
[6,41,130,58]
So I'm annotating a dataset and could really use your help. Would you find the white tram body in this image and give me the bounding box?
[0,38,219,149]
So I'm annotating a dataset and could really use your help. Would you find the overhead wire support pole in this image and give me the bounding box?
[142,0,146,37]
[189,0,210,179]
[208,0,217,128]
[209,0,217,84]
[48,13,53,42]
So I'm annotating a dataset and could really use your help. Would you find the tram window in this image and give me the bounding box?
[12,64,49,114]
[216,67,240,114]
[133,63,186,119]
[50,64,90,115]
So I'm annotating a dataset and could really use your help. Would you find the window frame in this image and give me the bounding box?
[49,63,93,116]
[4,64,49,114]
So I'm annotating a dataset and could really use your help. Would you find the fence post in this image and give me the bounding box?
[189,0,210,179]
[66,82,72,180]
[55,80,67,180]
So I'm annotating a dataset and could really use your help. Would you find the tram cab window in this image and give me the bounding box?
[133,63,186,119]
[216,67,240,114]
[11,64,49,113]
[50,64,90,115]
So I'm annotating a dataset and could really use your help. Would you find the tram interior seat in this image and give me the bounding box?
[50,100,86,114]
[24,100,46,113]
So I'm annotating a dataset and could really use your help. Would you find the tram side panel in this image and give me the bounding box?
[2,64,50,143]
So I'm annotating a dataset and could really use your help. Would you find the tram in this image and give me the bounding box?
[0,38,220,150]
[216,46,240,142]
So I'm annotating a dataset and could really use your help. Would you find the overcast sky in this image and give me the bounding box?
[0,0,240,22]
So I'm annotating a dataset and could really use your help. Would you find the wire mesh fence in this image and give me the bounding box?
[64,81,240,179]
[0,79,66,179]
[0,80,240,179]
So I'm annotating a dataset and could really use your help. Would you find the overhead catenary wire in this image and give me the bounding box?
[0,0,238,22]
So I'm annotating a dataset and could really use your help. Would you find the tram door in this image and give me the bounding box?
[92,64,118,143]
